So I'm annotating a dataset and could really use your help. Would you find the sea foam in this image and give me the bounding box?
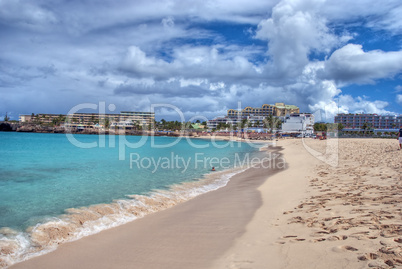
[0,167,245,268]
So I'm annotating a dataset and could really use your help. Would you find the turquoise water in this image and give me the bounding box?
[0,132,263,266]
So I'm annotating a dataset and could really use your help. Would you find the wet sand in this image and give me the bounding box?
[10,138,402,269]
[214,138,402,269]
[10,147,284,269]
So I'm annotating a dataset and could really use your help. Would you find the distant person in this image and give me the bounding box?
[398,125,402,150]
[211,167,215,171]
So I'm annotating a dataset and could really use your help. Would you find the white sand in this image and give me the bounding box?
[8,138,402,269]
[214,138,402,269]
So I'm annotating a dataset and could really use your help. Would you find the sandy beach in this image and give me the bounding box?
[214,138,401,269]
[9,138,402,269]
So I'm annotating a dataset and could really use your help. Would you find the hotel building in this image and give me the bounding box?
[207,103,300,130]
[19,111,155,127]
[334,113,402,129]
[281,113,315,134]
[227,103,299,118]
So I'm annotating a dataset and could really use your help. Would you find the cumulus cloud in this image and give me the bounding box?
[120,45,262,82]
[340,96,391,114]
[322,44,402,84]
[397,94,402,105]
[1,0,402,121]
[255,0,349,78]
[309,95,393,122]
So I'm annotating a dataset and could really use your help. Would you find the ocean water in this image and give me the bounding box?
[0,132,265,267]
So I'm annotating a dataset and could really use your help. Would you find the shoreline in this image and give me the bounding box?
[9,146,285,269]
[212,138,320,268]
[7,138,401,268]
[214,138,402,268]
[2,167,246,267]
[1,138,272,268]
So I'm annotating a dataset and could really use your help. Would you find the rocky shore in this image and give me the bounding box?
[0,122,194,137]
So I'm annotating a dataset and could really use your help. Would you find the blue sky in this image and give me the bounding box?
[1,0,402,122]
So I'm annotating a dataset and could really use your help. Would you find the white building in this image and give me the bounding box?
[110,120,135,128]
[207,115,267,130]
[206,117,230,129]
[281,113,314,134]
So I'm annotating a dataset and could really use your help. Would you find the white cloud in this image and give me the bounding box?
[397,94,402,105]
[1,0,402,121]
[255,0,350,78]
[322,44,402,84]
[0,0,57,31]
[309,95,394,122]
[121,46,169,78]
[210,82,225,91]
[370,4,402,34]
[161,16,175,28]
[120,45,261,81]
[322,0,402,34]
[341,95,391,114]
[115,0,402,120]
[179,78,207,87]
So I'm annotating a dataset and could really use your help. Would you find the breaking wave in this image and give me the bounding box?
[0,167,246,268]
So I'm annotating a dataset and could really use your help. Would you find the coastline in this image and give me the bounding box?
[8,138,401,268]
[214,138,402,268]
[212,138,319,268]
[1,135,272,268]
[9,146,284,269]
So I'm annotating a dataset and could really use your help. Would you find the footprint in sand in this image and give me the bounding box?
[283,211,293,215]
[275,241,286,244]
[343,245,358,251]
[332,245,358,252]
[358,253,378,261]
[327,235,348,241]
[394,238,402,243]
[282,235,298,238]
[311,238,326,243]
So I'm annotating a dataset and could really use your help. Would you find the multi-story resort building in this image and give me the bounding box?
[334,113,402,130]
[281,113,315,134]
[19,111,155,127]
[207,103,302,130]
[227,103,299,118]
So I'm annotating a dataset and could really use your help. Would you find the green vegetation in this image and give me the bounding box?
[275,119,282,130]
[313,122,327,131]
[158,119,183,130]
[216,122,230,130]
[51,114,66,126]
[104,117,110,128]
[314,122,344,132]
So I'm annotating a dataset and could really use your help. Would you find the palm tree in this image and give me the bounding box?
[104,117,110,128]
[241,119,248,129]
[266,115,274,133]
[362,122,369,134]
[160,119,166,129]
[275,120,282,130]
